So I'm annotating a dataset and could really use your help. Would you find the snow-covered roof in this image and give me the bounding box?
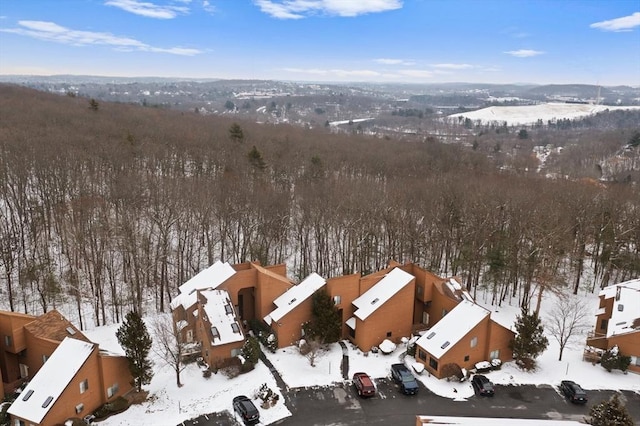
[346,316,356,329]
[8,337,95,424]
[200,289,244,346]
[170,261,236,310]
[352,268,414,321]
[264,273,326,325]
[599,278,640,337]
[416,300,489,359]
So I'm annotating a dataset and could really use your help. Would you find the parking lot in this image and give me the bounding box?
[179,378,640,426]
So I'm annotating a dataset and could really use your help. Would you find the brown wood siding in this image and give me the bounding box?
[272,297,314,348]
[354,279,415,351]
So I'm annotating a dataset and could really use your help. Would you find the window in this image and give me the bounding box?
[79,379,89,394]
[386,331,392,338]
[418,349,427,361]
[42,354,49,364]
[416,286,423,296]
[186,329,193,343]
[4,335,12,347]
[107,383,119,398]
[470,336,478,348]
[489,349,500,360]
[429,357,438,370]
[14,419,25,426]
[75,403,84,414]
[442,309,448,317]
[464,355,470,362]
[600,319,608,330]
[333,295,341,305]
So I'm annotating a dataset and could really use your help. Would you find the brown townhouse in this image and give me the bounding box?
[0,310,132,426]
[586,278,640,374]
[172,260,514,374]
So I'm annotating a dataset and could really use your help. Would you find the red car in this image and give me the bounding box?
[353,372,376,397]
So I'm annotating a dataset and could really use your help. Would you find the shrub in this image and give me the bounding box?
[221,365,241,379]
[600,346,630,373]
[248,319,278,353]
[93,396,129,420]
[441,363,464,381]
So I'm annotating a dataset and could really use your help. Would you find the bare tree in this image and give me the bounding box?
[152,313,186,387]
[545,294,591,361]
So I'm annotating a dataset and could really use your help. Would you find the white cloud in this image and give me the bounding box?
[201,0,216,14]
[104,0,189,19]
[255,0,402,19]
[431,63,474,70]
[590,12,640,32]
[0,20,201,56]
[504,49,544,58]
[374,58,414,66]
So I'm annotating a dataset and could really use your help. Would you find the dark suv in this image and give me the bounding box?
[353,372,376,397]
[560,380,588,404]
[233,395,260,424]
[390,363,419,395]
[471,374,495,396]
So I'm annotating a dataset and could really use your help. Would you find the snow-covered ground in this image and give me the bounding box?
[448,103,640,126]
[85,289,640,426]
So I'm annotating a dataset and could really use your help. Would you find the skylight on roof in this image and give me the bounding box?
[371,298,379,305]
[231,323,240,333]
[224,304,233,315]
[22,389,34,401]
[427,332,436,339]
[441,341,450,349]
[42,396,53,408]
[66,326,76,335]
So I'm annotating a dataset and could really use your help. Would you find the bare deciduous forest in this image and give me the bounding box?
[1,84,638,329]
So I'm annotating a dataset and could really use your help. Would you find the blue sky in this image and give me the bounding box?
[0,0,639,86]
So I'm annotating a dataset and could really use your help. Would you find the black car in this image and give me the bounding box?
[233,395,260,424]
[560,380,588,404]
[471,374,495,396]
[390,363,419,395]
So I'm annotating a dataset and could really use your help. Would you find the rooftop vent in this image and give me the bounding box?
[618,304,624,312]
[371,298,380,305]
[288,298,297,305]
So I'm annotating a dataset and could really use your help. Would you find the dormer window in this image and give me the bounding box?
[224,304,233,315]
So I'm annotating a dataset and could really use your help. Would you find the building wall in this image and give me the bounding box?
[486,320,515,362]
[271,299,314,348]
[0,312,36,354]
[326,274,361,338]
[24,332,60,380]
[609,332,640,374]
[416,316,491,379]
[353,279,415,352]
[98,354,134,402]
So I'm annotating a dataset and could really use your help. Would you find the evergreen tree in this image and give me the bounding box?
[308,290,341,344]
[116,311,153,392]
[228,123,244,143]
[588,394,634,426]
[509,307,549,370]
[241,335,262,366]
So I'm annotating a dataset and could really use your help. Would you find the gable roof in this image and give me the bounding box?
[352,267,414,321]
[170,261,236,310]
[200,289,244,346]
[264,273,326,325]
[8,337,95,424]
[24,309,89,343]
[416,300,489,359]
[599,278,640,337]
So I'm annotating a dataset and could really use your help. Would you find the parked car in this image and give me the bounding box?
[353,372,376,397]
[560,380,588,404]
[233,395,260,424]
[390,363,419,395]
[471,374,495,396]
